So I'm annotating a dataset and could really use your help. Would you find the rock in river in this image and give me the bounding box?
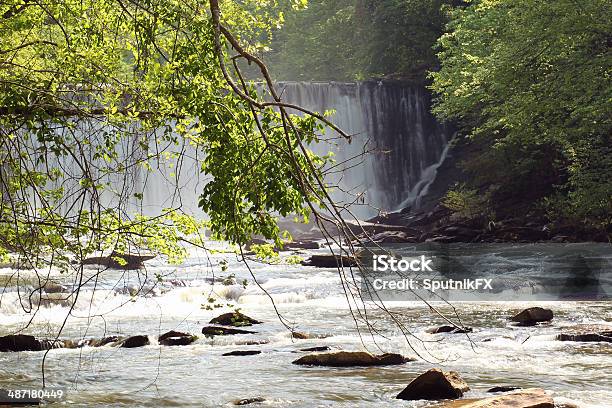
[158,331,197,346]
[201,326,256,336]
[293,351,410,367]
[556,325,612,343]
[510,307,553,326]
[0,334,42,352]
[440,388,553,408]
[118,335,150,348]
[222,350,261,356]
[427,325,473,334]
[396,368,469,400]
[300,254,359,268]
[209,312,262,327]
[232,397,265,405]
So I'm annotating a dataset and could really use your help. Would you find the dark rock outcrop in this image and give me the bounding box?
[440,388,553,408]
[396,368,469,400]
[300,254,359,268]
[118,335,150,348]
[232,397,265,405]
[556,325,612,343]
[209,312,262,327]
[222,350,261,356]
[158,331,197,346]
[201,326,256,336]
[0,334,42,352]
[510,307,553,326]
[293,351,410,367]
[281,241,320,250]
[80,336,123,347]
[82,251,155,270]
[427,326,473,334]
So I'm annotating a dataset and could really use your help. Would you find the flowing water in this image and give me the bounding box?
[0,245,610,407]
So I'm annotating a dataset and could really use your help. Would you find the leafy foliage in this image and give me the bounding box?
[266,0,452,81]
[0,0,330,270]
[431,0,611,230]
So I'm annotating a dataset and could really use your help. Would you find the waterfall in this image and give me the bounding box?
[272,81,451,219]
[30,81,450,221]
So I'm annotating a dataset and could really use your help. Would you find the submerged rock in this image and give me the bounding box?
[158,331,197,346]
[80,336,123,347]
[118,335,150,348]
[396,368,469,400]
[298,346,331,352]
[82,251,155,270]
[427,325,473,334]
[510,307,553,326]
[209,312,262,327]
[300,254,359,268]
[556,325,612,343]
[232,397,265,405]
[201,326,256,336]
[292,351,410,367]
[440,388,553,408]
[222,350,261,356]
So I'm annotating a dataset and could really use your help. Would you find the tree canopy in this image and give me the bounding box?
[0,0,341,269]
[431,0,611,230]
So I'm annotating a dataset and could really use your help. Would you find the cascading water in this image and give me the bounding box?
[270,81,451,219]
[35,82,450,220]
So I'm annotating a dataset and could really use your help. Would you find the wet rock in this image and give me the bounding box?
[209,312,262,327]
[292,351,410,367]
[232,397,265,405]
[42,282,69,294]
[0,335,41,352]
[300,254,359,268]
[82,251,155,270]
[79,336,123,347]
[440,388,553,408]
[426,325,473,334]
[158,331,197,346]
[222,350,261,356]
[291,331,330,340]
[556,325,612,343]
[396,368,469,400]
[298,346,331,352]
[510,307,553,326]
[118,335,150,348]
[281,240,320,250]
[488,386,522,393]
[368,231,417,243]
[201,326,256,336]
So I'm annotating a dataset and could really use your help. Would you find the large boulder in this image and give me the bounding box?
[201,326,256,336]
[209,312,262,327]
[158,331,197,346]
[292,351,410,367]
[556,325,612,343]
[427,326,473,334]
[0,334,41,352]
[396,368,469,400]
[118,335,150,348]
[510,307,553,326]
[440,388,553,408]
[82,251,155,270]
[300,254,359,268]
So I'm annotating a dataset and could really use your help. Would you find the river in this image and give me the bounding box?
[1,243,610,407]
